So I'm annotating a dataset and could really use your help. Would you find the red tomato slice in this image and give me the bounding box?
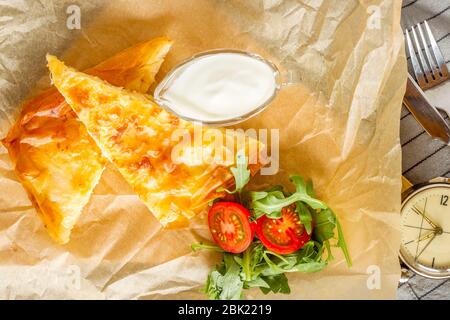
[208,202,254,253]
[255,206,311,254]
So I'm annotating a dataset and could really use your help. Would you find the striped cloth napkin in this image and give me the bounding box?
[400,0,450,184]
[398,0,450,300]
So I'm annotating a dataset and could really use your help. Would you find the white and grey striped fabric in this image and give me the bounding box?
[398,0,450,300]
[400,0,450,183]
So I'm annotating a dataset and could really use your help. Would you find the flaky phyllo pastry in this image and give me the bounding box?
[2,37,173,243]
[47,55,265,227]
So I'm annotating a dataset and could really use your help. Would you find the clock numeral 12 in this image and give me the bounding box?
[441,195,448,206]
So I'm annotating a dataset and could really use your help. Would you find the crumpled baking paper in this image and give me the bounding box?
[0,0,406,299]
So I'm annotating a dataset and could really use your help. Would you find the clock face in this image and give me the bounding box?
[400,183,450,278]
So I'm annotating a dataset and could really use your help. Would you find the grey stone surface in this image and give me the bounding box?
[397,283,418,300]
[421,280,450,300]
[397,276,450,300]
[407,275,448,298]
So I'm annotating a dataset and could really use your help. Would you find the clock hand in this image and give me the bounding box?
[414,199,428,259]
[415,232,437,262]
[404,231,435,245]
[411,205,439,229]
[404,225,450,235]
[404,225,434,232]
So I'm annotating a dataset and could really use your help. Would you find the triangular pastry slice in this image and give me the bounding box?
[47,56,265,226]
[2,37,172,244]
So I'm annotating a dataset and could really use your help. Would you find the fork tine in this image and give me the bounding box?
[417,22,440,80]
[425,20,449,78]
[411,24,433,83]
[406,29,426,87]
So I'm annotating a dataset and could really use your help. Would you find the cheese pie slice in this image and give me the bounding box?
[2,37,172,244]
[47,56,265,226]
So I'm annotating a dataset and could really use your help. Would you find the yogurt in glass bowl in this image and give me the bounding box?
[154,49,281,126]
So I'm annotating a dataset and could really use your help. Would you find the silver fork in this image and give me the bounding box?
[405,20,449,90]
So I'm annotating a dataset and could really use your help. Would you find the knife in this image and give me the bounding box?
[403,73,450,145]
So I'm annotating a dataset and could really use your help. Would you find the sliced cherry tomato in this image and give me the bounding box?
[255,206,311,254]
[208,202,254,253]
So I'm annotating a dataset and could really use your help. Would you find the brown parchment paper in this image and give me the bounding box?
[0,0,406,299]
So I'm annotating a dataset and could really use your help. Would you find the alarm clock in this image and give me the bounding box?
[400,176,450,279]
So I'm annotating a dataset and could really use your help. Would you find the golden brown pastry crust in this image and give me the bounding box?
[48,56,264,226]
[2,37,172,244]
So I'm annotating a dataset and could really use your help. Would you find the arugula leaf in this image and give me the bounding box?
[306,179,315,197]
[249,176,327,218]
[245,277,269,289]
[217,151,250,197]
[261,241,327,275]
[204,253,244,300]
[259,274,290,294]
[311,208,336,243]
[311,208,352,266]
[295,201,312,234]
[290,175,327,210]
[194,240,327,299]
[323,240,334,262]
[234,242,264,283]
[336,216,352,267]
[205,269,222,300]
[249,175,351,267]
[251,192,318,218]
[290,175,307,194]
[266,185,285,193]
[191,243,224,253]
[248,191,267,201]
[219,254,244,300]
[232,152,250,193]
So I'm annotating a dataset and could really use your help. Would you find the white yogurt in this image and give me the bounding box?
[155,52,278,124]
